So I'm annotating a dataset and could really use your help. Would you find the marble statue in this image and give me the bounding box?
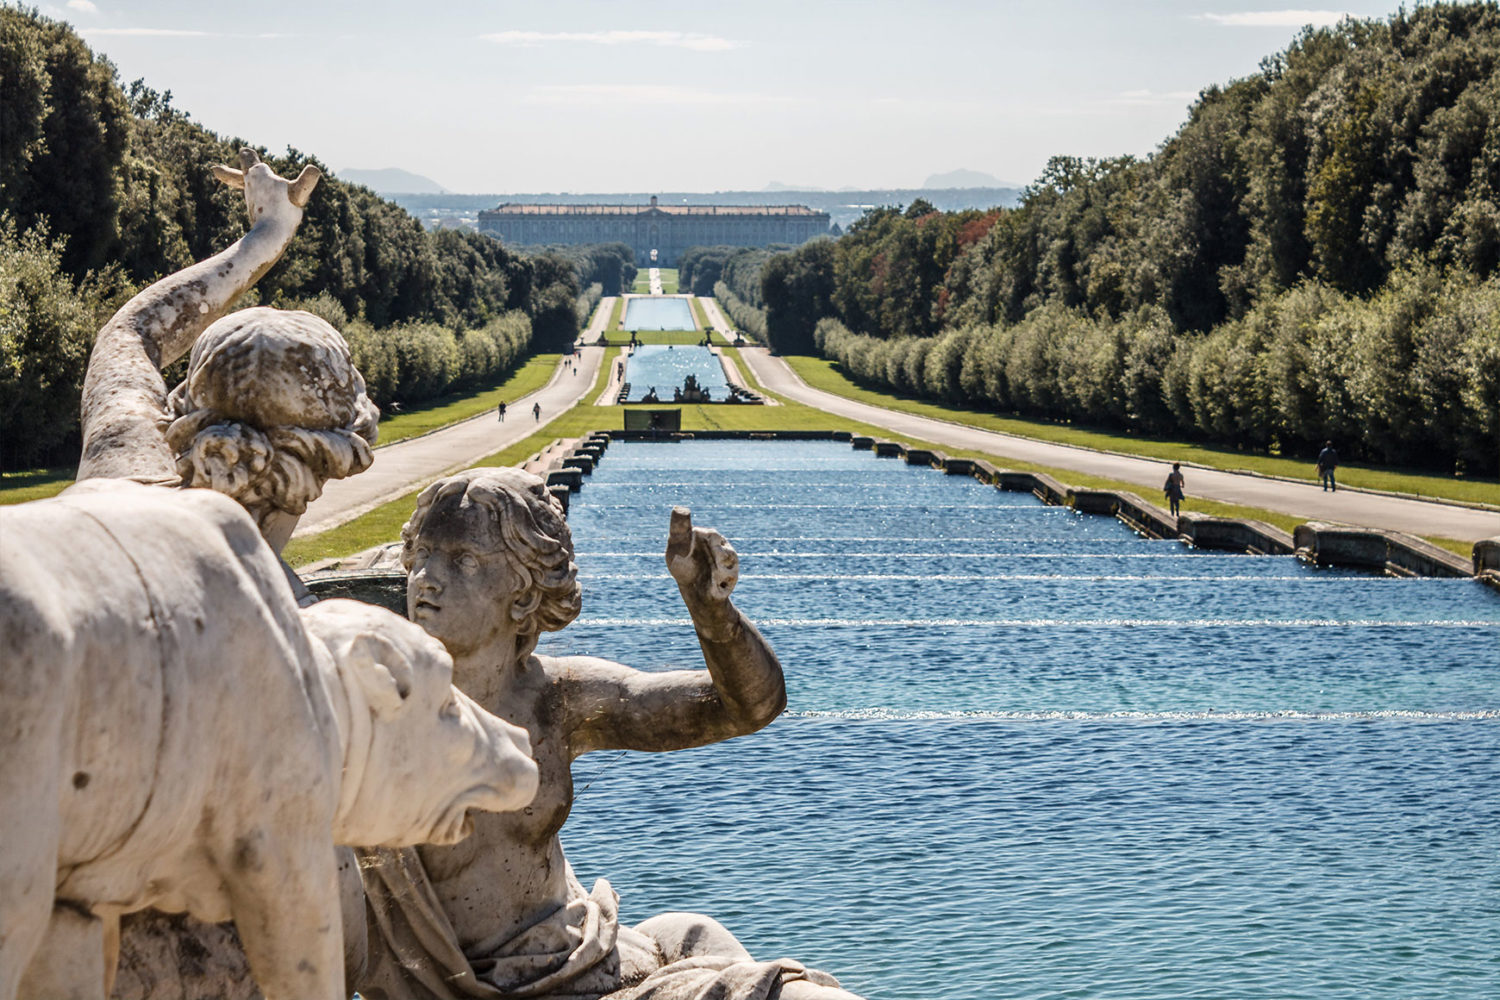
[352,467,862,1000]
[77,147,377,556]
[60,148,389,999]
[0,480,539,1000]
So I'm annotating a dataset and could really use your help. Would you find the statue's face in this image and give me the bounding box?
[406,494,518,659]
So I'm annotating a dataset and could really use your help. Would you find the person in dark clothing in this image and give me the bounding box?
[532,401,541,421]
[1164,462,1186,517]
[1317,441,1339,492]
[497,401,506,422]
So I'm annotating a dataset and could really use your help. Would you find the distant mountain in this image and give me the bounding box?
[338,167,448,194]
[764,180,824,192]
[923,168,1004,188]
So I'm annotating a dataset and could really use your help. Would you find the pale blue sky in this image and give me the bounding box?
[44,1,1406,193]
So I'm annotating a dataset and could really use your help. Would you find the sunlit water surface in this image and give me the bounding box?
[622,297,696,331]
[623,345,728,402]
[536,441,1500,1000]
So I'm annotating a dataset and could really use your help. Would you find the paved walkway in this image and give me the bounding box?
[737,347,1500,544]
[582,296,615,344]
[292,345,604,537]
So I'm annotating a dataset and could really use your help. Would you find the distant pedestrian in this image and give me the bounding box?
[1317,441,1339,492]
[1164,462,1186,518]
[497,401,506,422]
[532,401,541,421]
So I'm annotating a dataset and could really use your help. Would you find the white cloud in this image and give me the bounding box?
[81,27,213,36]
[1200,10,1353,28]
[523,84,794,107]
[1106,88,1199,106]
[66,0,98,14]
[481,30,740,52]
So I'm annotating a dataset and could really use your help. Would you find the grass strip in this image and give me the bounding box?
[784,355,1499,509]
[0,466,75,505]
[600,329,722,346]
[375,354,560,445]
[286,389,1481,566]
[607,297,625,332]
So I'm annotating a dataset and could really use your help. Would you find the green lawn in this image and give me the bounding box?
[283,380,1481,566]
[0,466,75,505]
[606,296,625,332]
[690,297,710,330]
[631,267,679,293]
[599,329,728,346]
[375,354,560,445]
[784,355,1500,510]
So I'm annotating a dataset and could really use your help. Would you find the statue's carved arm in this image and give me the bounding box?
[566,507,787,756]
[77,149,320,483]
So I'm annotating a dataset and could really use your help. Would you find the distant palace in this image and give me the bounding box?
[477,196,831,266]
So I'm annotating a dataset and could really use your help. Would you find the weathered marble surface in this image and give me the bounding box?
[352,467,862,1000]
[77,148,376,555]
[0,481,538,1000]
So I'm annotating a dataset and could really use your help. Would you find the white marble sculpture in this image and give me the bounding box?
[78,147,377,555]
[353,468,862,1000]
[0,480,539,1000]
[64,149,386,999]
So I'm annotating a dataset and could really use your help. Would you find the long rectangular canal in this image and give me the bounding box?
[538,440,1500,1000]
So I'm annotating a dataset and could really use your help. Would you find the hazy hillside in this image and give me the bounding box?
[337,167,448,194]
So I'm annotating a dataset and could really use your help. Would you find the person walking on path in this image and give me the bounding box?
[497,401,506,423]
[1164,462,1186,518]
[532,401,541,421]
[1317,441,1339,492]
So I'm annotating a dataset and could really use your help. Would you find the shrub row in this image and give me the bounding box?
[713,281,767,342]
[297,293,533,409]
[815,269,1499,474]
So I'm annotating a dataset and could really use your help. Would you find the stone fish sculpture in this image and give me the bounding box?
[0,481,539,1000]
[352,467,863,1000]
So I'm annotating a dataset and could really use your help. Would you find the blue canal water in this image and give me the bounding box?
[623,345,729,402]
[536,441,1500,1000]
[623,297,696,331]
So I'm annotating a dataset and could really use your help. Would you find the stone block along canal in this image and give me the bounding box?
[623,345,728,402]
[536,440,1500,1000]
[623,297,696,331]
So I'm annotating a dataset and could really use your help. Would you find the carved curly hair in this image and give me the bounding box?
[401,468,581,636]
[164,308,379,516]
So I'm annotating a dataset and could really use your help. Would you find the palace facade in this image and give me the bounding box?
[477,196,831,266]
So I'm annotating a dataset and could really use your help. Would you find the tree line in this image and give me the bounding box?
[0,8,613,469]
[755,4,1500,475]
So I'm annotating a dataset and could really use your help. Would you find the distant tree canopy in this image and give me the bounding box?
[759,4,1500,474]
[0,7,589,468]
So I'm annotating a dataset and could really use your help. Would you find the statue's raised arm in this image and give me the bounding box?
[75,150,378,553]
[77,149,321,485]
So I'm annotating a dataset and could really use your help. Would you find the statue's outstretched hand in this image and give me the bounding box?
[665,506,738,604]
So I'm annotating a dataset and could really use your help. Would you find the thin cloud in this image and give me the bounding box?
[482,30,740,52]
[1200,10,1353,28]
[66,0,98,13]
[81,27,214,36]
[79,27,292,38]
[523,84,794,107]
[1106,88,1199,106]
